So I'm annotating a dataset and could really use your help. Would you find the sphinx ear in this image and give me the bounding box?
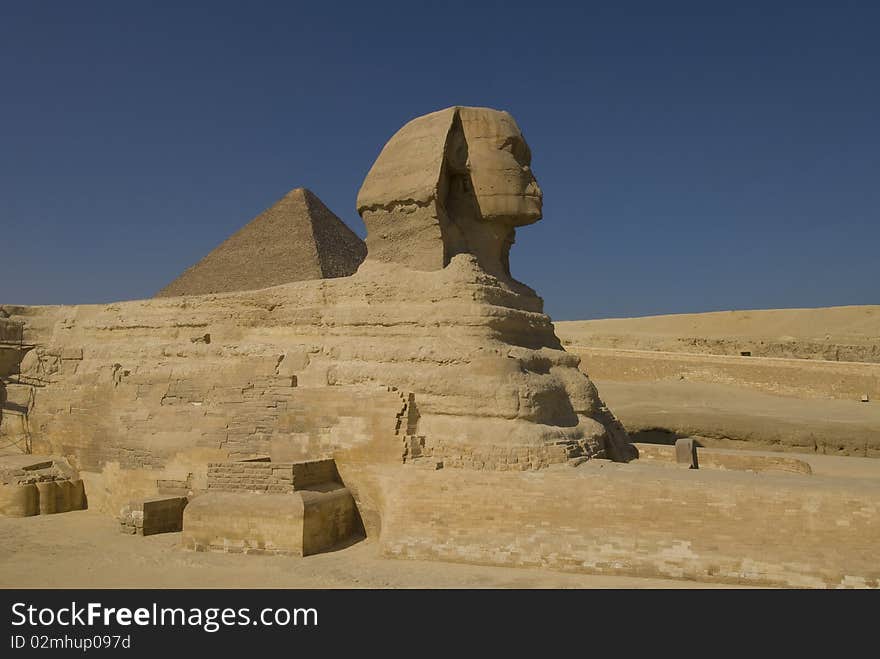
[444,111,469,175]
[438,110,477,212]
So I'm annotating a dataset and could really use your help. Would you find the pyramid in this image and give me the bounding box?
[156,188,366,297]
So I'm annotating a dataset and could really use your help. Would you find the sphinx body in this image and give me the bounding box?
[0,106,634,517]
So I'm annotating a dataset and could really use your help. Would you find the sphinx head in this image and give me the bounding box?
[356,106,542,279]
[456,107,542,226]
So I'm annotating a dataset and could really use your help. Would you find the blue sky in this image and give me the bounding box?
[1,1,877,319]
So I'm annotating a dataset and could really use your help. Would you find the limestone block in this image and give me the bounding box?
[120,496,188,536]
[35,481,59,514]
[675,438,699,469]
[0,483,39,517]
[54,480,73,513]
[182,486,357,556]
[142,496,187,535]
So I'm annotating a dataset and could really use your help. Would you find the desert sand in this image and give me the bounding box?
[557,305,880,362]
[557,305,879,456]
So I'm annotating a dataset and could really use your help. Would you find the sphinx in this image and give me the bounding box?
[4,109,878,589]
[0,106,635,519]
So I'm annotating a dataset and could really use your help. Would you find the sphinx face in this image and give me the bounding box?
[459,108,543,227]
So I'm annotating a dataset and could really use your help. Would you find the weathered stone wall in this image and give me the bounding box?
[206,458,340,494]
[207,461,299,494]
[20,351,408,473]
[376,462,880,588]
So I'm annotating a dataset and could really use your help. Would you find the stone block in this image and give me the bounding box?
[35,481,59,514]
[0,482,39,517]
[120,496,188,536]
[54,480,74,513]
[182,485,357,556]
[141,496,188,535]
[675,438,699,469]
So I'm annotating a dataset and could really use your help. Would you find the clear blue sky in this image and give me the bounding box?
[2,1,877,319]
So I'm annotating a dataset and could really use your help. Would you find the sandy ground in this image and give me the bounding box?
[555,305,879,453]
[0,510,748,589]
[557,305,880,346]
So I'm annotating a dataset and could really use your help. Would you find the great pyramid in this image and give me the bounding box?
[156,188,366,297]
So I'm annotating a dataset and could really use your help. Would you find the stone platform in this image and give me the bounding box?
[182,458,359,556]
[376,460,880,588]
[182,487,357,556]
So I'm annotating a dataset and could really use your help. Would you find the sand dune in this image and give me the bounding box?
[558,305,880,362]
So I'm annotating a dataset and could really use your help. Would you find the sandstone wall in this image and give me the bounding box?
[377,462,880,588]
